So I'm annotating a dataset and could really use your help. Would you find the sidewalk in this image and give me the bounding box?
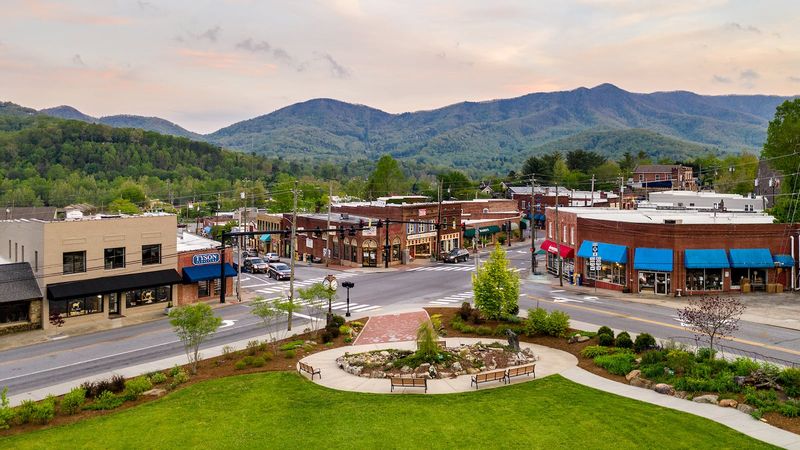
[535,276,800,332]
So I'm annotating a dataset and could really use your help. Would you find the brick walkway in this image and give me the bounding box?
[353,311,430,345]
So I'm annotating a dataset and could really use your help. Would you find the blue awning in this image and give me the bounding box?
[729,248,774,269]
[182,263,237,283]
[634,248,673,272]
[260,234,271,242]
[534,213,545,221]
[203,226,212,233]
[774,254,795,268]
[684,249,729,269]
[577,241,628,264]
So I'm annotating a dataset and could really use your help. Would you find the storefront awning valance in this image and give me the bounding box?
[259,234,271,242]
[47,269,182,301]
[540,240,575,258]
[479,225,501,235]
[577,241,628,264]
[684,249,729,269]
[634,248,673,272]
[182,263,237,283]
[464,229,476,238]
[774,254,795,268]
[534,213,546,221]
[728,248,774,269]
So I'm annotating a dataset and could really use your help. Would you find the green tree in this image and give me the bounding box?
[415,321,439,360]
[250,297,288,353]
[106,198,141,214]
[365,154,406,199]
[472,246,520,319]
[763,99,800,222]
[437,170,474,199]
[168,303,223,374]
[297,283,335,331]
[566,150,607,173]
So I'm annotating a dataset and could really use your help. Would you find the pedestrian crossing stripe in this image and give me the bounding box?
[428,291,474,305]
[408,266,523,273]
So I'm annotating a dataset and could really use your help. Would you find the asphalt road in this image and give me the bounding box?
[1,240,799,397]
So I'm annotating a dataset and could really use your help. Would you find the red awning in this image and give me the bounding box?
[540,240,575,258]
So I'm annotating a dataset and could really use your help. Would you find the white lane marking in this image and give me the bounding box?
[551,289,565,293]
[242,283,273,288]
[552,296,582,303]
[220,319,238,329]
[430,301,452,305]
[351,305,381,312]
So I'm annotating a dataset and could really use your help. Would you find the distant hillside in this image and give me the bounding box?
[0,101,37,117]
[38,106,202,140]
[206,84,795,173]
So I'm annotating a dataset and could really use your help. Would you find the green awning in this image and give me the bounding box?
[464,229,476,238]
[479,225,501,235]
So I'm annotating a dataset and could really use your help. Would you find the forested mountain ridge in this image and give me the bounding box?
[39,105,203,140]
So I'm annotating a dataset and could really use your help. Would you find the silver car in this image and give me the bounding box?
[264,252,280,263]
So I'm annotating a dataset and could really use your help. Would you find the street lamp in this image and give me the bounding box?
[342,280,355,317]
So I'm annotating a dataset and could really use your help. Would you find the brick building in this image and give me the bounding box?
[544,207,798,295]
[176,231,235,305]
[633,164,696,190]
[458,199,522,246]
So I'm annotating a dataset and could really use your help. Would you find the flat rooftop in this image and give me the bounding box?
[549,207,775,224]
[177,231,221,252]
[0,212,175,224]
[648,190,764,200]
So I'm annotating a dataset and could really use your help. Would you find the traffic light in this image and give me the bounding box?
[283,227,289,235]
[376,219,383,228]
[460,223,466,232]
[338,227,345,239]
[358,219,365,229]
[348,225,356,236]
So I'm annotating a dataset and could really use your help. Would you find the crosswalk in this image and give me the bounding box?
[409,265,524,273]
[429,291,474,305]
[242,273,381,314]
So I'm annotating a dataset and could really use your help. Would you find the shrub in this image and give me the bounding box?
[416,321,439,360]
[320,328,335,343]
[350,321,364,328]
[169,365,182,377]
[243,356,255,366]
[29,396,55,425]
[615,332,633,349]
[246,340,261,356]
[459,302,473,320]
[597,326,614,338]
[279,340,305,351]
[640,349,666,365]
[221,345,236,358]
[526,308,547,335]
[780,400,800,418]
[80,381,97,399]
[110,374,126,393]
[284,349,297,359]
[779,368,800,398]
[469,309,483,325]
[633,333,656,353]
[15,400,37,424]
[544,310,570,337]
[148,372,167,385]
[598,333,614,347]
[695,347,717,362]
[172,369,189,385]
[94,379,112,397]
[461,325,477,334]
[0,387,14,430]
[475,325,493,336]
[506,303,520,316]
[123,376,153,401]
[731,358,761,377]
[332,315,346,328]
[262,352,274,361]
[85,391,123,411]
[641,363,666,380]
[580,345,613,358]
[744,387,779,411]
[666,350,695,375]
[326,324,341,339]
[234,360,247,370]
[430,314,443,330]
[251,356,266,367]
[344,337,353,343]
[60,387,86,415]
[339,325,352,336]
[594,352,636,376]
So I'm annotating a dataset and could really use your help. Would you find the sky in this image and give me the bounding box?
[1,0,799,134]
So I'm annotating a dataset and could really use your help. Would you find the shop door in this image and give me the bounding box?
[362,248,376,267]
[109,293,120,315]
[655,273,670,295]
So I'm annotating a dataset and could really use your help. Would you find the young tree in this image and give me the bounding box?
[250,296,288,353]
[169,303,223,374]
[677,296,745,356]
[416,321,439,360]
[297,283,333,332]
[472,245,520,319]
[365,154,406,199]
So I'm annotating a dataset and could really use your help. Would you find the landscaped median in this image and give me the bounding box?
[0,372,775,449]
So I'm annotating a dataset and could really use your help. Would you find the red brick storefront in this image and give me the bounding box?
[176,247,234,305]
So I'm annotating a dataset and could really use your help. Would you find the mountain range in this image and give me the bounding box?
[30,84,798,174]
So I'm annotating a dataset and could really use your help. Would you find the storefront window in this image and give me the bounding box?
[50,296,103,317]
[731,268,767,288]
[391,238,401,261]
[332,237,339,258]
[0,301,29,323]
[686,269,723,291]
[197,280,219,298]
[343,239,350,261]
[585,261,625,285]
[350,241,358,263]
[126,285,171,307]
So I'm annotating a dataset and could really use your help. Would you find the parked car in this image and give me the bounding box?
[268,262,292,280]
[241,249,258,258]
[264,252,280,263]
[443,248,470,263]
[243,257,269,274]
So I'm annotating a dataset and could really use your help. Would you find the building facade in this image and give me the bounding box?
[255,213,283,255]
[641,191,765,212]
[1,213,181,329]
[0,262,43,335]
[633,164,696,190]
[175,231,235,305]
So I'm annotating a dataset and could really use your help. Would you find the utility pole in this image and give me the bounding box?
[590,174,595,207]
[619,176,624,210]
[555,182,563,286]
[383,218,390,269]
[530,174,536,274]
[326,181,332,267]
[436,181,443,261]
[288,180,298,331]
[237,190,245,302]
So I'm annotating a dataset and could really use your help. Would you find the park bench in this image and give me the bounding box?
[505,364,535,383]
[298,362,321,380]
[470,370,507,389]
[390,377,428,393]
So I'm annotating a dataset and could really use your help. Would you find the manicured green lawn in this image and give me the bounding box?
[2,373,775,449]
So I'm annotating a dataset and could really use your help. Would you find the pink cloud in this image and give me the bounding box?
[175,48,278,76]
[7,0,131,26]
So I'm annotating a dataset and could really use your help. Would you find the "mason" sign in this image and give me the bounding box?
[192,253,220,265]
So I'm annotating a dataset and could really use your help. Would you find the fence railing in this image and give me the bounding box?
[663,335,799,368]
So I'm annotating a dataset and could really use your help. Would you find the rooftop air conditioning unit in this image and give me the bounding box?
[664,219,677,225]
[65,210,83,220]
[340,213,349,220]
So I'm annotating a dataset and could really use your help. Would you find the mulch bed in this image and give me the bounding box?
[426,307,800,436]
[0,317,365,438]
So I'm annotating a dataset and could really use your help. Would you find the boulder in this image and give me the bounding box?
[629,377,649,389]
[734,376,747,387]
[692,394,719,405]
[466,367,480,375]
[379,351,390,357]
[419,363,431,371]
[737,404,756,415]
[625,370,641,382]
[719,399,738,408]
[654,383,675,396]
[452,362,463,372]
[400,365,412,374]
[673,391,688,400]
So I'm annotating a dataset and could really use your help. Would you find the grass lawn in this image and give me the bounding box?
[2,373,776,449]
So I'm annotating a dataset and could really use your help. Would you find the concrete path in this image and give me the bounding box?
[298,337,577,394]
[561,367,800,450]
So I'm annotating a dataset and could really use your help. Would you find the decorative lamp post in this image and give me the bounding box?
[322,274,338,325]
[342,280,355,317]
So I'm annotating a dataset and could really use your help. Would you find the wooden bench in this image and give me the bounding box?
[470,370,507,389]
[506,364,535,383]
[436,340,447,349]
[298,362,321,380]
[390,377,427,393]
